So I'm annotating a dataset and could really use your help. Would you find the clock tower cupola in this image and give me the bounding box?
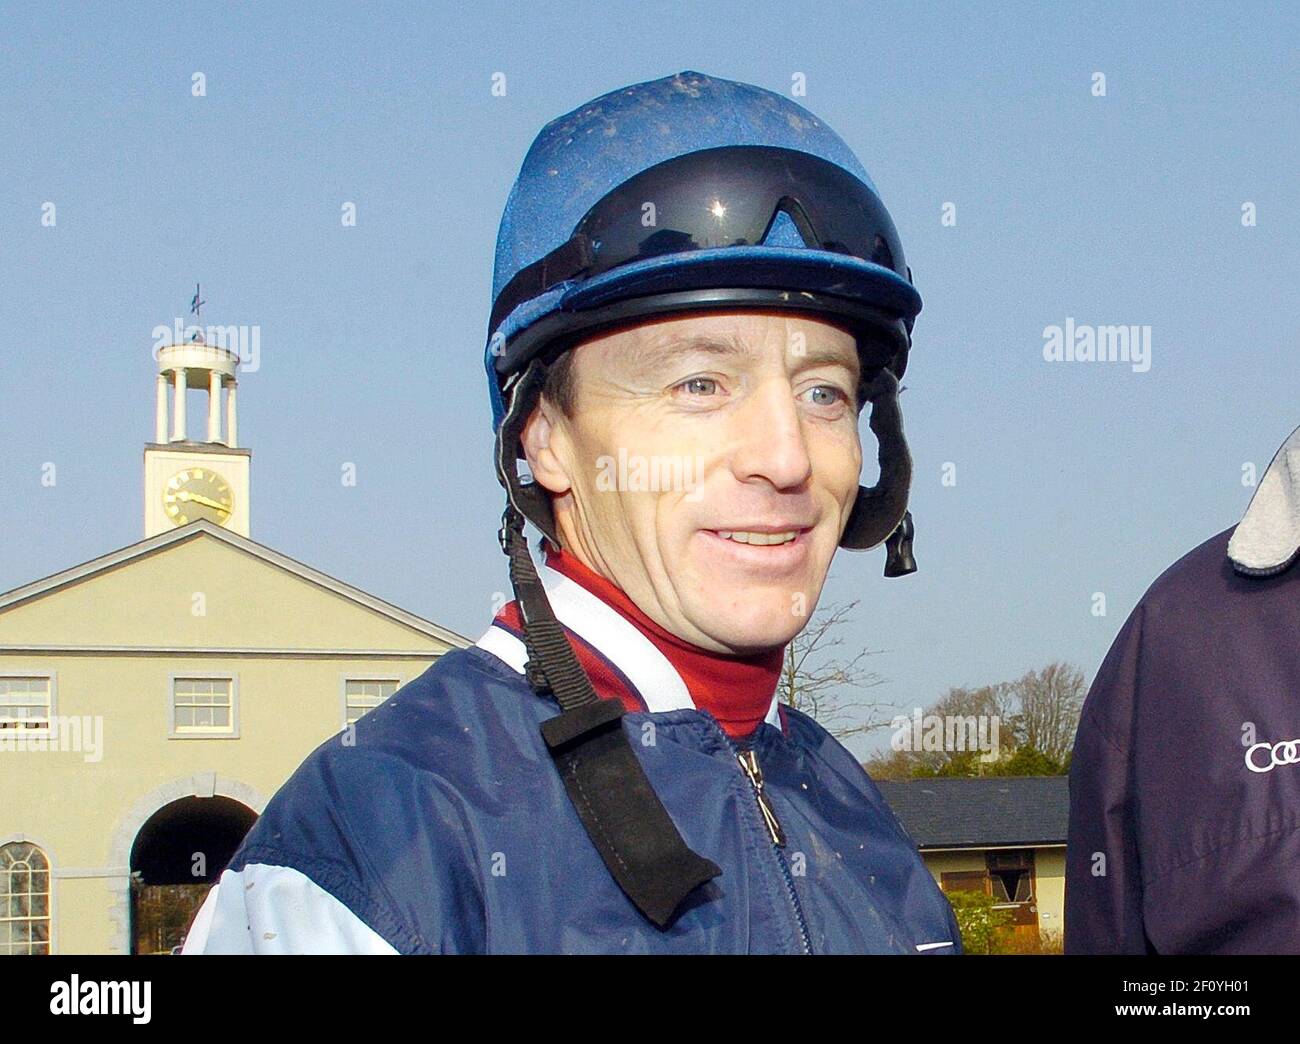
[144,323,251,537]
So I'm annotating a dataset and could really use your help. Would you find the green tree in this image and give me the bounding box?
[945,889,1013,955]
[988,745,1065,776]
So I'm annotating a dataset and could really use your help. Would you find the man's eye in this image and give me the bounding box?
[675,376,719,396]
[804,385,849,407]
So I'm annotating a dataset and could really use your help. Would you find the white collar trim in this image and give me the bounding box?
[536,558,693,713]
[473,552,781,729]
[1228,423,1300,576]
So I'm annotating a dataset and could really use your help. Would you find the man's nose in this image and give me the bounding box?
[727,377,814,491]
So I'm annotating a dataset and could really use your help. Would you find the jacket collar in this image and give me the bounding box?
[1228,423,1300,577]
[475,555,783,732]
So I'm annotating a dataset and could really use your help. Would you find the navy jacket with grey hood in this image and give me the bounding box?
[182,553,961,955]
[1066,424,1300,953]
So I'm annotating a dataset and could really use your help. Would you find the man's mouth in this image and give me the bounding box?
[711,529,804,546]
[698,526,814,574]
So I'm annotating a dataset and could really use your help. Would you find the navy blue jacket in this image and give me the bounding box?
[1066,426,1300,953]
[183,556,961,954]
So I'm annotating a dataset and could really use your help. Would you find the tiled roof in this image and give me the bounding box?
[875,776,1069,849]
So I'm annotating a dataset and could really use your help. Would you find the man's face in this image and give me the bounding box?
[521,309,863,655]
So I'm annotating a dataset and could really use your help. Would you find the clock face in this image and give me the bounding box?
[163,467,234,526]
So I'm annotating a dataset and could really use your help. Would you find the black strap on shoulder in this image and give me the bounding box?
[494,364,720,928]
[499,511,721,928]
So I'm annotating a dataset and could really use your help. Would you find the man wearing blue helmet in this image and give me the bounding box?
[182,70,960,954]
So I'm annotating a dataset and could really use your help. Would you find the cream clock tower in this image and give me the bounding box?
[143,335,250,537]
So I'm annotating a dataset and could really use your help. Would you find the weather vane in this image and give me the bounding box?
[189,283,206,343]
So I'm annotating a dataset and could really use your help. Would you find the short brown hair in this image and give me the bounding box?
[540,347,579,419]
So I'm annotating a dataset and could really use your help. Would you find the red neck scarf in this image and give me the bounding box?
[491,540,785,739]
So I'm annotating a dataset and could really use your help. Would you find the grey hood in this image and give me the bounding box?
[1228,423,1300,577]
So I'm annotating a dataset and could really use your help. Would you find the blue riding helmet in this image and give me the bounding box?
[485,68,921,564]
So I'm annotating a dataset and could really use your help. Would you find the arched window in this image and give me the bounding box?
[1,842,50,955]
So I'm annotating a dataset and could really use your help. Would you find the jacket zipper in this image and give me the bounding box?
[736,748,785,846]
[724,729,812,954]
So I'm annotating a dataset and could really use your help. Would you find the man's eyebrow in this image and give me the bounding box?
[790,343,861,374]
[629,333,749,367]
[629,332,859,373]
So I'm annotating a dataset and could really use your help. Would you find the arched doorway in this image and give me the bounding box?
[128,796,256,955]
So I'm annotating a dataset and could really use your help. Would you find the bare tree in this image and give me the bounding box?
[1012,662,1085,763]
[863,661,1087,779]
[778,599,893,740]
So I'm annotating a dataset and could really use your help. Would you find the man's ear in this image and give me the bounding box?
[520,396,573,496]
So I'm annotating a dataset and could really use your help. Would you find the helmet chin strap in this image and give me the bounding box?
[839,367,917,576]
[494,357,563,547]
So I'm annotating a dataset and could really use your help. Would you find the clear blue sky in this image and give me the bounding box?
[2,1,1296,758]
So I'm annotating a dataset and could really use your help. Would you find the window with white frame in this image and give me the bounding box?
[344,678,398,725]
[171,677,234,735]
[0,842,51,955]
[0,677,51,737]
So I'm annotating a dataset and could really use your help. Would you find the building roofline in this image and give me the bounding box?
[875,776,1069,850]
[0,519,471,649]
